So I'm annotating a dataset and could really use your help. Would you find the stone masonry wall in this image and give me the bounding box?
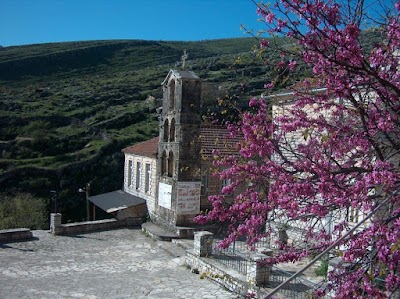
[186,250,250,297]
[50,213,145,235]
[0,228,33,243]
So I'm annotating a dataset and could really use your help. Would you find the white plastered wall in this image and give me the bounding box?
[123,153,157,216]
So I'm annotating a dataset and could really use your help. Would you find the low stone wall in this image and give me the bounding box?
[186,249,250,297]
[186,231,273,298]
[50,213,145,235]
[0,228,33,243]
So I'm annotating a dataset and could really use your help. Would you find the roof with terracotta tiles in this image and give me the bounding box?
[122,127,242,159]
[199,126,242,158]
[122,137,159,158]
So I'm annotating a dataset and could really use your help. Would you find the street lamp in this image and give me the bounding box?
[50,190,57,213]
[78,183,91,221]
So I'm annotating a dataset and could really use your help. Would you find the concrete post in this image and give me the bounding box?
[50,213,62,235]
[247,253,271,286]
[193,231,213,257]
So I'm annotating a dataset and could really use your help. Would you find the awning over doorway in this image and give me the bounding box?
[88,190,146,213]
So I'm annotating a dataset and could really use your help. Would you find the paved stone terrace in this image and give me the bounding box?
[0,229,236,299]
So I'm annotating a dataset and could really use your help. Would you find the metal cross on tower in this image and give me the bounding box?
[181,49,188,70]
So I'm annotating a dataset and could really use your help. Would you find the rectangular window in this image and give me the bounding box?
[222,177,231,189]
[347,207,360,223]
[136,162,141,190]
[127,160,133,187]
[145,163,151,193]
[221,177,234,197]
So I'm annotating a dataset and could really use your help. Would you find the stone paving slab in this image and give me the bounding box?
[0,229,236,299]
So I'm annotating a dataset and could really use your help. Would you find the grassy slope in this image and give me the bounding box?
[0,31,380,221]
[0,38,271,221]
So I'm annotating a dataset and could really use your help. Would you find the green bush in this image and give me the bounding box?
[0,193,48,230]
[314,259,329,277]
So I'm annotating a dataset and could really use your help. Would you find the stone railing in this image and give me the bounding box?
[0,228,33,243]
[186,231,273,297]
[50,213,145,235]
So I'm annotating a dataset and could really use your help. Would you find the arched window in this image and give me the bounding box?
[169,80,175,110]
[162,151,167,175]
[168,151,174,177]
[169,118,175,142]
[163,119,169,142]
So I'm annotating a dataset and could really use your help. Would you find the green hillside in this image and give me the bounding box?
[0,38,279,223]
[0,31,380,224]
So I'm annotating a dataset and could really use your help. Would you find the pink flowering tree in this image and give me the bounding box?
[196,0,400,297]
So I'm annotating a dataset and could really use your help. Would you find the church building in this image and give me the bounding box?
[122,69,240,229]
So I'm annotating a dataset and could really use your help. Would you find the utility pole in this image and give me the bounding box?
[79,183,91,221]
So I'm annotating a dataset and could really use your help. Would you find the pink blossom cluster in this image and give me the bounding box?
[196,0,400,297]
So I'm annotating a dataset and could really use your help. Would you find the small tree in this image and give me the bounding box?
[196,0,400,297]
[0,193,47,230]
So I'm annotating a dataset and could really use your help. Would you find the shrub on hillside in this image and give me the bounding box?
[0,193,48,230]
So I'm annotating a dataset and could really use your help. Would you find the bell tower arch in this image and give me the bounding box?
[156,70,202,227]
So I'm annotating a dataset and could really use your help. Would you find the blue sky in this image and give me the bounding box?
[0,0,264,47]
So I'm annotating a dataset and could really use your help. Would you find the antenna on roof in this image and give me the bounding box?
[181,49,188,70]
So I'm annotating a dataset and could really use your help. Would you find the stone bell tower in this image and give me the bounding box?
[156,69,202,227]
